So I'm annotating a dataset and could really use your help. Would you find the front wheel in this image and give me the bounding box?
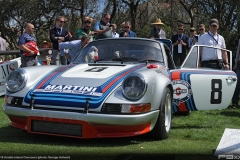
[149,87,172,140]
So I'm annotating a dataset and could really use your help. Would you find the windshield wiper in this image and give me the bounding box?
[93,57,113,63]
[112,57,139,62]
[139,59,164,65]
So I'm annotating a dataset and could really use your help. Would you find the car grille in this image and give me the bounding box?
[101,103,121,114]
[31,120,82,137]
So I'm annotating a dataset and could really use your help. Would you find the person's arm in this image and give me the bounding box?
[50,29,58,43]
[222,50,229,70]
[181,36,188,47]
[220,38,229,70]
[18,45,34,56]
[172,35,178,47]
[63,30,71,41]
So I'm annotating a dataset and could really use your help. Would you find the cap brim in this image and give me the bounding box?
[41,42,51,46]
[210,23,218,26]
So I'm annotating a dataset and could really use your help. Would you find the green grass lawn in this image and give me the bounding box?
[0,96,239,160]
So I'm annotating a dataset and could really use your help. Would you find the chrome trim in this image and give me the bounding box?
[6,69,28,93]
[121,73,148,100]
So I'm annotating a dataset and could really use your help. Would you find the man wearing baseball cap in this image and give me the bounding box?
[198,18,229,70]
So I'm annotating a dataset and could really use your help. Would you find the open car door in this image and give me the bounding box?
[170,45,237,112]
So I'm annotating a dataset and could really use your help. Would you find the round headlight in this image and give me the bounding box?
[122,73,147,100]
[6,69,27,93]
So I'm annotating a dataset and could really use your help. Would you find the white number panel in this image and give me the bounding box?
[190,74,236,110]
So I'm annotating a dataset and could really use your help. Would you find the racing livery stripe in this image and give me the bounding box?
[174,69,236,76]
[102,64,144,93]
[181,72,196,111]
[36,65,75,89]
[172,72,181,80]
[178,103,188,111]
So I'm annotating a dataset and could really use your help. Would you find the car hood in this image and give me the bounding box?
[50,64,142,86]
[24,64,146,108]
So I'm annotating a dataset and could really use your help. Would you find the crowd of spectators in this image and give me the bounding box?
[6,15,230,72]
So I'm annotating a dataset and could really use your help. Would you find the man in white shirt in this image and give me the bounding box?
[111,24,119,38]
[198,19,229,70]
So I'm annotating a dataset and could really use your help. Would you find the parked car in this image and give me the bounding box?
[2,38,237,140]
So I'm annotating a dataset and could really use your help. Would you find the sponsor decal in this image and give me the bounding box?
[0,62,17,79]
[173,80,192,105]
[34,84,102,96]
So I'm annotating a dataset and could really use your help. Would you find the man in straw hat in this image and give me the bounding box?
[150,18,166,39]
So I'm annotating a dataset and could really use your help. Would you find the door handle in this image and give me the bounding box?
[226,76,237,81]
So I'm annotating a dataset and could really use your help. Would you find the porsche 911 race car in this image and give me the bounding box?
[2,38,237,140]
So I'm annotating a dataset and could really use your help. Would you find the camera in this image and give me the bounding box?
[109,24,113,27]
[195,35,198,41]
[93,32,98,36]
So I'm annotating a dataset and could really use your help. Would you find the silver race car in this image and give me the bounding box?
[2,38,237,140]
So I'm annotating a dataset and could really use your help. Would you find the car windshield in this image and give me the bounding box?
[72,38,164,64]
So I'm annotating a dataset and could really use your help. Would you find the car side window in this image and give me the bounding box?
[182,46,198,68]
[163,44,175,69]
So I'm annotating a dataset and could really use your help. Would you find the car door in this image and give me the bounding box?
[170,45,237,112]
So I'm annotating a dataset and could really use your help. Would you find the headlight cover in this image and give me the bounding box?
[6,69,27,93]
[122,73,147,100]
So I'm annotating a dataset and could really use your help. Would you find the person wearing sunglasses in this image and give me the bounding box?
[198,18,229,70]
[171,23,189,66]
[198,24,206,37]
[188,27,197,49]
[50,16,72,65]
[76,16,95,41]
[119,21,137,37]
[94,13,112,40]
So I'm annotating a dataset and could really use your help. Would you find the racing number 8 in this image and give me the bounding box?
[211,79,222,104]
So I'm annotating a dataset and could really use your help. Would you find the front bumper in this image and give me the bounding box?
[2,104,159,138]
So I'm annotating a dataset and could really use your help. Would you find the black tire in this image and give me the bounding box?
[149,87,172,140]
[173,111,191,116]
